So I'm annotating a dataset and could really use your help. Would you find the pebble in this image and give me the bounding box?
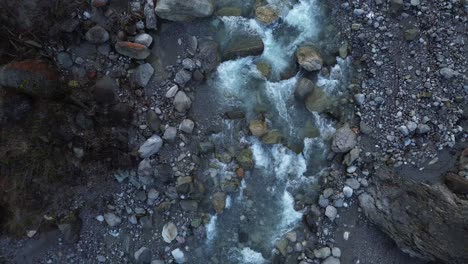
[322,256,340,264]
[165,85,179,98]
[343,186,353,198]
[173,91,192,112]
[163,126,177,141]
[182,58,196,71]
[103,213,122,227]
[345,178,360,190]
[314,247,331,259]
[138,135,163,158]
[171,248,186,263]
[179,119,195,134]
[346,165,357,174]
[96,215,105,222]
[132,63,154,87]
[162,222,178,243]
[85,25,109,44]
[135,33,153,47]
[332,247,341,258]
[325,205,338,221]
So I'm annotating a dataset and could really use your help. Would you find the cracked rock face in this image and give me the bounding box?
[358,168,468,264]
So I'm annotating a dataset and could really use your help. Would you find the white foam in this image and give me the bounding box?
[225,195,232,209]
[216,57,256,101]
[285,0,320,47]
[206,215,218,242]
[279,190,303,232]
[220,16,263,37]
[237,247,267,264]
[313,112,335,139]
[264,77,298,133]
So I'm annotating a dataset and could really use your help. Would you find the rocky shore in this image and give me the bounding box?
[0,0,467,264]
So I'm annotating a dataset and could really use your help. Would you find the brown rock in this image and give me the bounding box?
[444,173,468,195]
[212,192,227,214]
[115,42,151,60]
[249,120,268,137]
[296,45,323,72]
[359,167,468,264]
[255,5,279,25]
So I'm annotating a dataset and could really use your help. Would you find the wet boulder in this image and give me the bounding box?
[236,148,254,170]
[262,130,283,144]
[155,0,215,21]
[295,77,315,101]
[331,124,357,153]
[255,5,279,25]
[305,86,331,113]
[223,35,264,61]
[359,168,468,263]
[197,40,221,73]
[0,60,60,97]
[249,120,268,137]
[212,192,227,214]
[296,45,323,72]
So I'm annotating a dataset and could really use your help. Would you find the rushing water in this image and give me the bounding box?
[189,0,349,263]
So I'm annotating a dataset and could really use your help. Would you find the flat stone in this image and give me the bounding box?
[138,135,163,158]
[115,42,151,60]
[132,63,154,87]
[179,119,195,134]
[85,25,109,44]
[135,33,153,47]
[165,85,179,98]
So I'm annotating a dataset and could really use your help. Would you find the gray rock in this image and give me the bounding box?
[331,124,357,153]
[162,222,178,243]
[399,125,410,136]
[174,69,192,86]
[440,67,458,79]
[147,188,159,201]
[85,25,109,44]
[134,247,151,264]
[345,178,361,190]
[314,247,331,259]
[406,121,417,132]
[155,0,215,21]
[103,213,121,227]
[344,148,360,166]
[323,188,334,198]
[138,135,163,158]
[295,77,315,100]
[138,159,153,177]
[132,63,154,87]
[325,205,337,221]
[416,124,430,134]
[146,110,161,132]
[179,119,195,134]
[182,58,196,71]
[343,186,353,198]
[318,195,329,208]
[322,256,340,264]
[165,85,179,98]
[144,0,157,29]
[135,33,153,47]
[354,93,365,106]
[331,247,341,258]
[180,200,199,211]
[57,52,73,69]
[173,91,192,112]
[171,248,186,263]
[197,40,221,73]
[163,126,177,141]
[346,165,357,174]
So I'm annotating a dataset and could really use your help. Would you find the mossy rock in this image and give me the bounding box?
[255,61,272,78]
[237,148,254,170]
[261,130,283,144]
[216,7,242,16]
[305,87,331,113]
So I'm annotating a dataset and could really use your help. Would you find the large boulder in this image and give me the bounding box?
[305,87,330,113]
[0,60,59,97]
[197,40,221,73]
[359,168,468,264]
[295,77,315,101]
[331,124,357,153]
[223,35,264,61]
[255,5,279,25]
[155,0,215,21]
[296,45,323,72]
